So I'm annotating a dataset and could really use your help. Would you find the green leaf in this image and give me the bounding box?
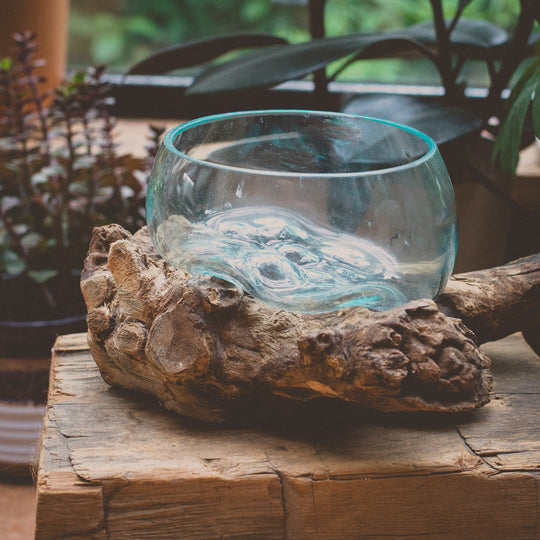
[343,94,482,147]
[507,57,540,104]
[1,196,20,213]
[187,19,509,95]
[28,269,58,284]
[127,34,289,75]
[31,171,49,185]
[493,59,540,176]
[73,155,97,170]
[32,163,66,184]
[0,250,26,276]
[71,71,87,84]
[0,57,12,71]
[187,33,421,95]
[4,259,25,275]
[20,232,44,250]
[407,18,508,58]
[12,224,28,236]
[533,85,540,137]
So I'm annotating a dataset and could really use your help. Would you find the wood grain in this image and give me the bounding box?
[35,332,539,539]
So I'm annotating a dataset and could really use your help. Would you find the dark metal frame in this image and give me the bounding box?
[110,73,490,119]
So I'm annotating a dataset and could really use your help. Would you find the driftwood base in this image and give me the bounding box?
[80,225,539,422]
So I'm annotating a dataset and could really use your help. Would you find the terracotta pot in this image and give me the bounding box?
[0,0,70,90]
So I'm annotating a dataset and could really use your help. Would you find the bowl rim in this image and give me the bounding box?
[162,109,439,178]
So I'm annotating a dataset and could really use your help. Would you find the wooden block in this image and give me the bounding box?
[35,332,540,539]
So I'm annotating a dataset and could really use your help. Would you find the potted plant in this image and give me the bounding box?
[0,31,160,476]
[128,0,540,272]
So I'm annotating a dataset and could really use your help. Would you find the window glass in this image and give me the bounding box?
[67,0,528,87]
[68,0,309,72]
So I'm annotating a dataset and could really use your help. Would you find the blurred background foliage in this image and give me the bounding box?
[68,0,523,86]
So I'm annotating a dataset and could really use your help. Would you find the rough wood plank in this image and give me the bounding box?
[285,473,538,539]
[35,344,107,540]
[35,332,539,539]
[104,478,284,539]
[456,334,540,471]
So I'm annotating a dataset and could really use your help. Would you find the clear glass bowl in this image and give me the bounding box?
[146,110,457,313]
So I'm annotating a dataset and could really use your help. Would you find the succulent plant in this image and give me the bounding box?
[0,31,163,312]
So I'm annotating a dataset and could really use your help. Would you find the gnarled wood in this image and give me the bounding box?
[438,254,540,344]
[80,225,537,422]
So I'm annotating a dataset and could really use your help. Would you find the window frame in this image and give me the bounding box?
[109,73,490,119]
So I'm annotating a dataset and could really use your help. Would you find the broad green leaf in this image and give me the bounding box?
[407,18,508,59]
[188,19,509,95]
[187,33,421,95]
[330,36,433,67]
[343,94,482,147]
[127,34,289,75]
[507,57,540,102]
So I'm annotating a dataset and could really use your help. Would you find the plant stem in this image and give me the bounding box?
[429,0,459,99]
[485,0,534,120]
[12,87,35,197]
[81,111,96,223]
[22,59,51,159]
[51,98,75,287]
[309,0,330,107]
[447,0,467,34]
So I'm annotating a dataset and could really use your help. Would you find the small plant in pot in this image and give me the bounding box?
[0,31,160,475]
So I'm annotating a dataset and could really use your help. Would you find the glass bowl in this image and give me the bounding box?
[146,110,457,313]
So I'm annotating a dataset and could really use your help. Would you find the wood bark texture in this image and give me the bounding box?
[80,225,538,422]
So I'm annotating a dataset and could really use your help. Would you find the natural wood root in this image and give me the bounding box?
[438,254,540,344]
[80,225,535,422]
